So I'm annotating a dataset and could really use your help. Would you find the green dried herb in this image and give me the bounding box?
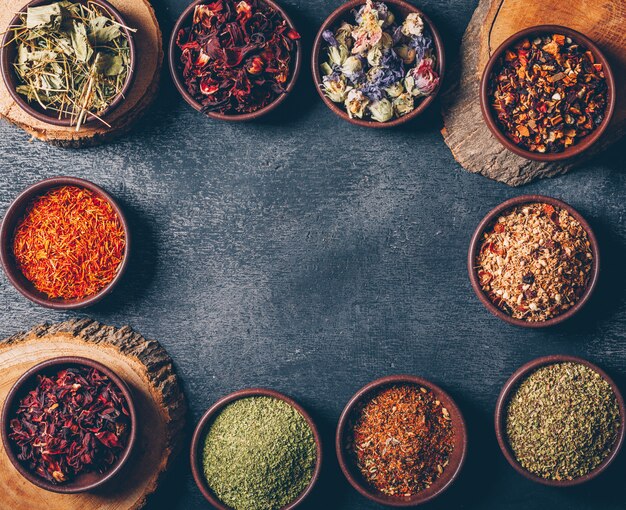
[506,362,621,481]
[6,0,135,130]
[202,396,317,510]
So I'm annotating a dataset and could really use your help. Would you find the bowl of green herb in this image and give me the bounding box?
[0,0,136,129]
[495,355,625,486]
[190,388,322,510]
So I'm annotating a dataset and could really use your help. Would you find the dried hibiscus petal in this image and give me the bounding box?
[176,0,300,115]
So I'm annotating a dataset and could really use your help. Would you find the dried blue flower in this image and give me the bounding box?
[408,33,433,62]
[322,29,338,47]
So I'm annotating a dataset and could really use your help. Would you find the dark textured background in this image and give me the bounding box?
[1,0,625,508]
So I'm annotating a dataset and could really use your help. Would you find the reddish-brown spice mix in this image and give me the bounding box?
[176,0,300,115]
[8,366,130,484]
[12,186,126,300]
[475,202,593,321]
[489,33,608,153]
[350,384,455,497]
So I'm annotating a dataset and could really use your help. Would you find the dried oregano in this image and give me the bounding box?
[202,396,316,510]
[506,362,621,481]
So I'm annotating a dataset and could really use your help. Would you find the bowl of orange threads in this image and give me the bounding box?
[0,176,130,309]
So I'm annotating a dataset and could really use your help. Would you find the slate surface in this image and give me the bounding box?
[0,0,624,509]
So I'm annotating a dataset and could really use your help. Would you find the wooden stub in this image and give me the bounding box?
[0,0,162,148]
[0,319,186,510]
[441,0,626,186]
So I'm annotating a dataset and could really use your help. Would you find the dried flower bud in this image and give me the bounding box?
[395,44,416,64]
[385,81,404,98]
[323,74,351,103]
[393,92,415,116]
[405,57,439,97]
[368,98,393,122]
[367,47,383,67]
[345,89,369,118]
[328,44,349,67]
[342,55,363,76]
[401,13,424,37]
[351,3,383,54]
[335,22,354,49]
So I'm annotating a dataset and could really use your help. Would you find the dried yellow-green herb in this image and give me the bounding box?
[7,0,135,129]
[506,362,621,481]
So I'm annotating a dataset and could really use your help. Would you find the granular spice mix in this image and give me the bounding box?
[13,185,126,300]
[350,384,454,497]
[176,0,300,115]
[475,202,593,322]
[488,33,608,153]
[506,362,621,481]
[8,366,131,484]
[202,396,317,510]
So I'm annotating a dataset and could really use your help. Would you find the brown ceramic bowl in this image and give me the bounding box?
[168,0,302,122]
[1,356,137,493]
[312,0,445,128]
[468,194,600,328]
[495,354,625,486]
[480,25,615,161]
[336,375,467,506]
[190,388,322,509]
[0,0,136,127]
[0,176,130,310]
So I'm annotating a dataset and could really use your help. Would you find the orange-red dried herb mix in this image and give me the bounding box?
[350,385,454,497]
[489,34,608,153]
[13,185,125,300]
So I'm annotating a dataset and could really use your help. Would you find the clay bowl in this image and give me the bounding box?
[495,354,625,486]
[1,356,137,493]
[468,194,599,328]
[0,0,136,127]
[0,176,130,310]
[169,0,302,122]
[190,388,322,510]
[336,375,467,506]
[312,0,445,128]
[480,25,615,161]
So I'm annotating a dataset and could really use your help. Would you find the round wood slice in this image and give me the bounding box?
[0,0,163,147]
[441,0,626,186]
[0,319,186,510]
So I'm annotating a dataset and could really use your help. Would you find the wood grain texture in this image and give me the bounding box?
[441,0,626,186]
[0,319,186,510]
[0,0,163,147]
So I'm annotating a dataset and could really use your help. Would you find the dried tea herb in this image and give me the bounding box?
[349,384,454,497]
[506,362,621,481]
[475,202,593,322]
[9,366,130,484]
[13,185,126,300]
[7,0,134,130]
[488,33,608,153]
[176,0,300,115]
[202,396,317,510]
[320,0,439,122]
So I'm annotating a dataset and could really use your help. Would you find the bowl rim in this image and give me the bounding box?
[0,176,131,310]
[0,355,138,493]
[467,194,600,328]
[168,0,302,122]
[494,354,626,487]
[335,374,468,507]
[0,0,137,128]
[190,387,323,510]
[479,24,616,161]
[311,0,446,129]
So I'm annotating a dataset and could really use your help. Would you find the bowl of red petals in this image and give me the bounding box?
[1,356,137,493]
[169,0,302,121]
[480,25,615,161]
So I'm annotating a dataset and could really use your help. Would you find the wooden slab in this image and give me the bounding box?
[441,0,626,186]
[0,319,186,510]
[0,0,162,147]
